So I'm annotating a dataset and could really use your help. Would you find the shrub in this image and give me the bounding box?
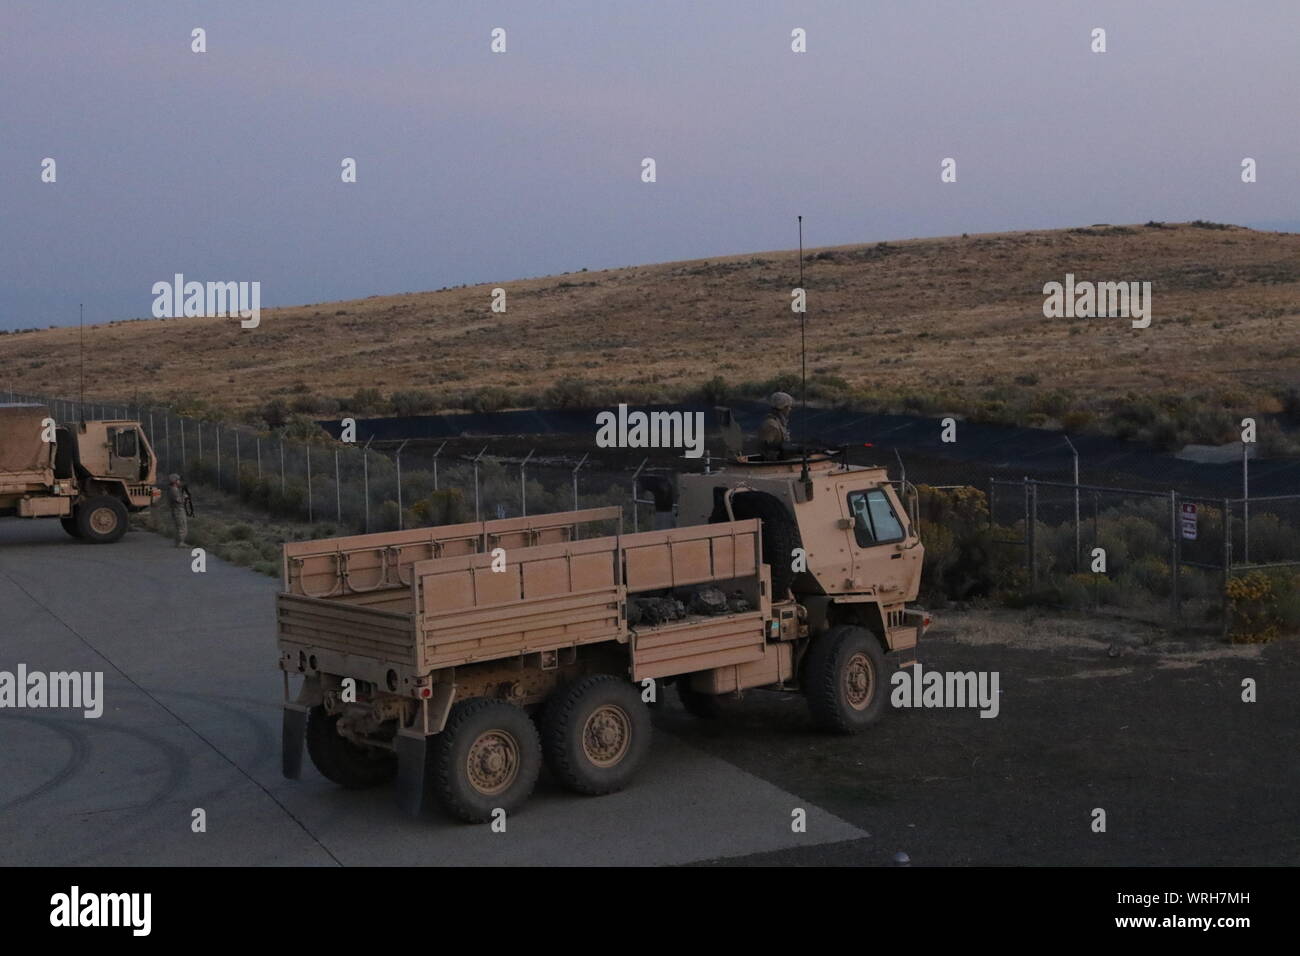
[413,488,469,526]
[915,485,1021,601]
[464,386,513,413]
[261,398,289,428]
[697,375,729,405]
[350,387,386,414]
[1225,570,1300,643]
[544,376,595,409]
[389,389,436,417]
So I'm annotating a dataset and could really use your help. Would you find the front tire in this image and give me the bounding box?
[76,496,128,544]
[304,705,398,788]
[804,625,888,733]
[542,674,651,795]
[433,698,542,823]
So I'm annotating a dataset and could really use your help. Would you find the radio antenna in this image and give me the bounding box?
[798,216,806,434]
[79,303,85,426]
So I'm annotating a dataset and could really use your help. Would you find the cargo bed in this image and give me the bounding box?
[277,511,772,693]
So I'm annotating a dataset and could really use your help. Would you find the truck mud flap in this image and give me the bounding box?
[281,703,308,779]
[395,731,432,817]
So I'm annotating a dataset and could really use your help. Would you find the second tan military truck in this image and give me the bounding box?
[278,451,929,822]
[0,403,159,543]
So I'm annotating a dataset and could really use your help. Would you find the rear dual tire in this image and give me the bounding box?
[542,674,651,795]
[432,698,543,824]
[305,706,398,789]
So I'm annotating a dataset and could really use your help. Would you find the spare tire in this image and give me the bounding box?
[715,490,802,597]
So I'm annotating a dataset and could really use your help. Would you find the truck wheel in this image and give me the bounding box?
[76,496,128,544]
[304,706,398,789]
[542,674,651,795]
[676,676,723,719]
[433,698,542,823]
[723,491,802,597]
[60,516,82,538]
[805,625,888,733]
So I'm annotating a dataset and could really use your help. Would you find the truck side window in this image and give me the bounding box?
[115,428,137,458]
[847,489,905,547]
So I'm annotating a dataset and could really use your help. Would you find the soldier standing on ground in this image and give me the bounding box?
[166,473,187,547]
[757,391,794,459]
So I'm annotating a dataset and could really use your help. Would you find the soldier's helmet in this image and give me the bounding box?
[168,473,180,482]
[769,391,794,410]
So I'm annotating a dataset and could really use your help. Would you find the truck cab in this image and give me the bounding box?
[1,404,159,543]
[677,451,928,664]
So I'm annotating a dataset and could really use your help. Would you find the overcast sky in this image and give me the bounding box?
[2,0,1297,330]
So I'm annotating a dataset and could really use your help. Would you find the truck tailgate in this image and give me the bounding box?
[277,591,417,666]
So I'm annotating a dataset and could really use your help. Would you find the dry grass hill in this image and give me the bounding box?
[3,221,1298,449]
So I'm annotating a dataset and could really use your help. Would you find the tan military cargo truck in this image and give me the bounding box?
[0,403,159,543]
[278,452,929,823]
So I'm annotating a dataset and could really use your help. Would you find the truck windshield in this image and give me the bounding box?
[847,489,905,546]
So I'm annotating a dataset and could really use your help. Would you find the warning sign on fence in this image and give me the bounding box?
[1181,502,1198,540]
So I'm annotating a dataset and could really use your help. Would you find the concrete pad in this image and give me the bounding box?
[0,520,865,865]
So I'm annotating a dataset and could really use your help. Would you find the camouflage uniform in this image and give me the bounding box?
[166,475,187,547]
[757,392,793,459]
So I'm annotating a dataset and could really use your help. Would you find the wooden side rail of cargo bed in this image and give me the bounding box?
[282,505,622,599]
[415,535,625,669]
[620,519,762,593]
[408,519,764,673]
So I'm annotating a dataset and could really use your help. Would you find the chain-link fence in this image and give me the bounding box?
[989,477,1300,633]
[11,389,1297,636]
[7,391,653,534]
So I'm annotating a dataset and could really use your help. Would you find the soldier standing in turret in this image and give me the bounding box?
[757,391,794,459]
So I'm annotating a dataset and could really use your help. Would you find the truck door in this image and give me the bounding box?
[106,427,139,480]
[843,486,917,599]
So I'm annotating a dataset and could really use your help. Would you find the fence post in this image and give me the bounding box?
[362,438,373,532]
[1065,437,1081,573]
[1169,491,1180,626]
[1242,442,1250,566]
[279,440,285,495]
[472,447,487,522]
[164,415,170,471]
[520,449,534,516]
[432,441,446,491]
[396,440,409,529]
[632,458,648,533]
[1222,498,1233,640]
[1027,480,1038,589]
[1093,491,1101,610]
[180,418,187,469]
[573,452,588,512]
